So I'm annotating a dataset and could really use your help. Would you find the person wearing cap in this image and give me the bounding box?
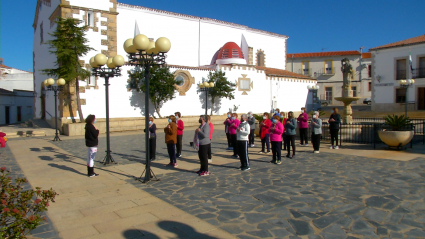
[297,107,309,146]
[247,111,256,147]
[164,115,178,167]
[195,115,211,176]
[237,114,251,171]
[174,112,184,158]
[223,112,233,150]
[285,111,297,159]
[310,111,322,153]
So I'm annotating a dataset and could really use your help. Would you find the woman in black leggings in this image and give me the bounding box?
[328,108,341,149]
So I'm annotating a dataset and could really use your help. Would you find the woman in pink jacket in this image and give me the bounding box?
[228,113,240,158]
[269,115,284,164]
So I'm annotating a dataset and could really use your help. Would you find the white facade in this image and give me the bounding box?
[371,41,425,112]
[286,52,372,105]
[33,0,313,122]
[0,89,35,125]
[0,65,34,92]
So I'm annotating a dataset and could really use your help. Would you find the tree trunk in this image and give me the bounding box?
[67,85,76,123]
[155,107,162,118]
[210,97,215,116]
[75,79,84,122]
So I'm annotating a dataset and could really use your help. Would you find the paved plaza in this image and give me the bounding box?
[1,125,425,238]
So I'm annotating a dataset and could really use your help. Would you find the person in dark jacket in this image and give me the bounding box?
[144,117,157,160]
[285,111,297,159]
[328,107,341,149]
[196,115,211,176]
[85,114,99,177]
[247,111,256,147]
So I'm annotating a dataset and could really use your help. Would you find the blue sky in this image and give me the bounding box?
[1,0,424,71]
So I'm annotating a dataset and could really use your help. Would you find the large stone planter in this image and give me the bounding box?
[378,130,414,147]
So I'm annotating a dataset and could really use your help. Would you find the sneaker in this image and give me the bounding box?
[314,151,320,154]
[208,159,212,162]
[304,144,309,147]
[89,173,99,177]
[166,162,173,166]
[329,146,334,149]
[270,159,276,164]
[286,154,290,158]
[173,163,178,168]
[334,146,339,149]
[265,151,271,154]
[226,147,233,150]
[258,151,265,154]
[176,154,181,158]
[276,160,282,165]
[241,167,250,171]
[251,144,255,147]
[199,171,209,176]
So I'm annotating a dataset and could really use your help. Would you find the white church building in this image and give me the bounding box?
[33,0,314,127]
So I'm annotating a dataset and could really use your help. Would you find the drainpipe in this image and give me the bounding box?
[291,54,294,72]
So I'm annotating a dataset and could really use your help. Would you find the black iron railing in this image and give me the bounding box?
[414,68,425,78]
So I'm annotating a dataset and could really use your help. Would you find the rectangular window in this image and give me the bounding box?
[368,65,372,78]
[324,60,332,74]
[368,82,371,92]
[396,59,406,80]
[87,11,94,27]
[419,57,425,78]
[351,86,357,97]
[302,62,310,76]
[325,87,332,101]
[239,79,250,90]
[396,88,406,103]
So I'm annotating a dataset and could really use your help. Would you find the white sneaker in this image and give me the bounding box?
[329,146,334,149]
[251,144,255,147]
[334,146,339,149]
[305,144,309,147]
[314,151,320,154]
[208,159,212,162]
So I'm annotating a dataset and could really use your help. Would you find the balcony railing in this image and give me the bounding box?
[414,68,425,78]
[297,68,312,76]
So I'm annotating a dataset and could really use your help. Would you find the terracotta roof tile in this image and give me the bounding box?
[0,64,12,69]
[256,66,312,79]
[287,51,361,58]
[362,53,371,59]
[370,34,425,51]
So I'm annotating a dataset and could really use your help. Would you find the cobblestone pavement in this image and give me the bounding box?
[1,145,60,239]
[46,126,425,239]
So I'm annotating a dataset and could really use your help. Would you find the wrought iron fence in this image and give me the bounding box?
[298,119,425,149]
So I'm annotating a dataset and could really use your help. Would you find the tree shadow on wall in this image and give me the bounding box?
[129,89,158,118]
[198,90,222,116]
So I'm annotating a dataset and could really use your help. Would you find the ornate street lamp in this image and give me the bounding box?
[198,81,215,116]
[397,79,415,117]
[43,78,66,141]
[307,84,320,112]
[90,53,124,165]
[123,34,171,183]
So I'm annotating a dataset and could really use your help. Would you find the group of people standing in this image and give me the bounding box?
[83,108,341,178]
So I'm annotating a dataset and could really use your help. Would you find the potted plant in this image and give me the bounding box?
[378,114,414,147]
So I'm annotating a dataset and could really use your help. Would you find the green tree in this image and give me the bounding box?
[207,70,236,115]
[128,65,177,118]
[42,18,93,122]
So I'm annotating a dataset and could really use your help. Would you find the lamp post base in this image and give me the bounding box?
[135,164,160,184]
[52,134,61,141]
[102,150,116,165]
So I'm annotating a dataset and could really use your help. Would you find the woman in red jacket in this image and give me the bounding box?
[258,112,271,154]
[174,112,184,158]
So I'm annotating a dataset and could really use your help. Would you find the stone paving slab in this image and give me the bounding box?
[2,125,425,238]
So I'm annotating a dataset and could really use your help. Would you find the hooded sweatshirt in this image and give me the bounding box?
[237,120,250,141]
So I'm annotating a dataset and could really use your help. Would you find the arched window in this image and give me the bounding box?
[256,50,265,67]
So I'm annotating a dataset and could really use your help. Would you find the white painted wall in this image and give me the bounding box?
[371,43,425,111]
[0,72,34,92]
[0,91,34,125]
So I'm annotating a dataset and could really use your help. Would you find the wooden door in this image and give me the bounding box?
[418,87,425,110]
